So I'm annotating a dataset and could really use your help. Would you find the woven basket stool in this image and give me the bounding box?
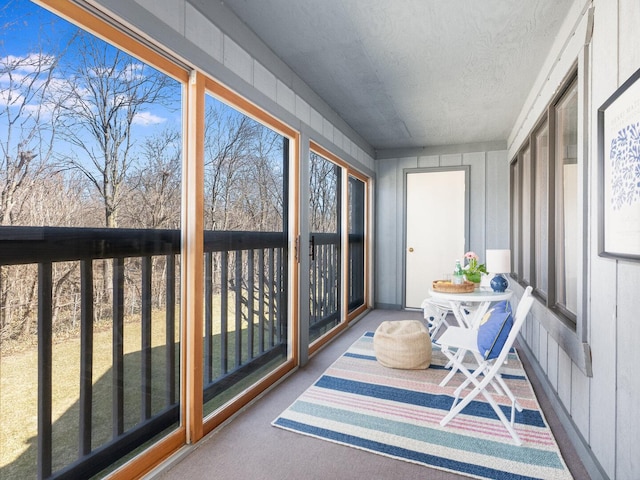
[373,320,432,369]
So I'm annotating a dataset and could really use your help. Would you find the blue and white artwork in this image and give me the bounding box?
[609,122,640,211]
[603,76,640,258]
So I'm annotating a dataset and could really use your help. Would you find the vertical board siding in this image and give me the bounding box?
[485,151,509,248]
[375,149,507,309]
[464,152,486,257]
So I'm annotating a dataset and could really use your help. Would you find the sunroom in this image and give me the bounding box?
[0,1,637,479]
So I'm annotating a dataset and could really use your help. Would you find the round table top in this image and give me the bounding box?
[429,288,513,303]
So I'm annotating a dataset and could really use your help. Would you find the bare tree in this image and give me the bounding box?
[203,100,287,232]
[56,32,176,228]
[309,152,339,233]
[243,127,285,231]
[119,129,182,310]
[204,101,258,230]
[122,128,182,229]
[0,8,75,339]
[0,49,62,225]
[0,171,97,341]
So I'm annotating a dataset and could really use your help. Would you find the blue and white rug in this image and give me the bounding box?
[272,332,572,480]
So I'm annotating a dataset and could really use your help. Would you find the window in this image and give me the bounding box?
[201,92,290,416]
[511,70,579,328]
[534,120,550,300]
[307,143,370,350]
[510,160,521,280]
[521,145,532,285]
[348,175,366,314]
[554,78,579,318]
[0,2,186,478]
[1,0,371,477]
[308,150,342,344]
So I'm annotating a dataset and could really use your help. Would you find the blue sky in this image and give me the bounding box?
[2,1,77,55]
[0,0,182,157]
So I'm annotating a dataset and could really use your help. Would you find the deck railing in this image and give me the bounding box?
[309,232,340,338]
[307,231,365,342]
[0,226,287,479]
[348,232,365,312]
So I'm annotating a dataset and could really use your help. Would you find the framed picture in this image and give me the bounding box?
[598,67,640,261]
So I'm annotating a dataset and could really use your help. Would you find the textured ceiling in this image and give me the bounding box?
[221,0,575,152]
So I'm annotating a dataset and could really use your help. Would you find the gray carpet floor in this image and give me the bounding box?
[149,309,590,480]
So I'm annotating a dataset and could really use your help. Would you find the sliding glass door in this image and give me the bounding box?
[348,175,366,314]
[308,151,342,344]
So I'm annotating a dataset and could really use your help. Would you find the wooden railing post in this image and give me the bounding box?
[37,262,53,480]
[79,260,94,456]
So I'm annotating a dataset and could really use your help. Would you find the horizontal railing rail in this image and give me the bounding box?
[0,226,286,265]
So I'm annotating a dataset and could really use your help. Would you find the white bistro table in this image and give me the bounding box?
[428,288,513,329]
[429,288,513,387]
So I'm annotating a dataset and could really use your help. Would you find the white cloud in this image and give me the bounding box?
[123,63,145,81]
[0,53,57,108]
[0,88,25,108]
[1,53,55,76]
[133,110,166,126]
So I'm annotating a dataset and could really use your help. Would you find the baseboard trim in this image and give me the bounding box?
[373,302,402,310]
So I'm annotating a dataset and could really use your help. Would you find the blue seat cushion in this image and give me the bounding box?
[477,301,513,360]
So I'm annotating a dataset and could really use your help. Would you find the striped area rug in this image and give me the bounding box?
[272,332,572,480]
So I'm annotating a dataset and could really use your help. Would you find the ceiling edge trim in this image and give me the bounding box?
[375,141,507,160]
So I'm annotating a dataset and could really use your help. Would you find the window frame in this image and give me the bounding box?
[551,75,579,325]
[510,66,583,331]
[26,1,304,477]
[30,2,191,478]
[307,141,370,356]
[532,117,550,302]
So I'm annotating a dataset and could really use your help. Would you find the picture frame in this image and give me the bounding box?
[597,67,640,261]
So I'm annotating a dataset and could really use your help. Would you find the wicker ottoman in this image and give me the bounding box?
[373,320,432,369]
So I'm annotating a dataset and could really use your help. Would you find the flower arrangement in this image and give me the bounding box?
[463,251,487,284]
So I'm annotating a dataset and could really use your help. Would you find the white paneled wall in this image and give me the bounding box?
[508,0,640,478]
[185,3,223,62]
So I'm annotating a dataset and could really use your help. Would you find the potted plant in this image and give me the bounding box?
[463,251,487,286]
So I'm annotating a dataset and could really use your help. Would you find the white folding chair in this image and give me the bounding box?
[420,297,451,338]
[437,286,534,445]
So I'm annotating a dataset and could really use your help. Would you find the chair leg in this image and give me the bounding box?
[424,302,451,338]
[478,388,522,445]
[492,373,523,422]
[437,357,522,443]
[430,314,449,337]
[439,347,468,387]
[440,379,523,446]
[457,362,510,407]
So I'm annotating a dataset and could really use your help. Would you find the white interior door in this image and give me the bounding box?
[405,170,466,308]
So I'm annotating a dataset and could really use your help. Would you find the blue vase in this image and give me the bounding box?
[490,274,508,292]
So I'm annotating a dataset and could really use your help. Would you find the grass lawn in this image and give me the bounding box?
[0,311,179,478]
[1,289,287,479]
